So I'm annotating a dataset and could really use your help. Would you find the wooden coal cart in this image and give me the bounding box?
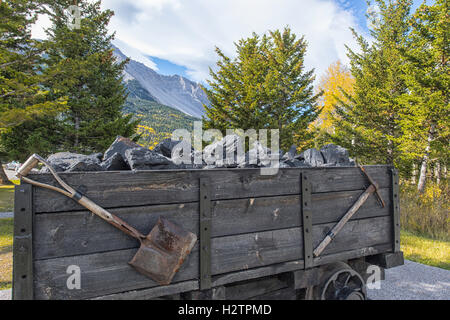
[12,165,404,300]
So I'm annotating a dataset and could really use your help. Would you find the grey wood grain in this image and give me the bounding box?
[224,276,288,300]
[30,166,391,213]
[34,216,391,299]
[33,188,391,260]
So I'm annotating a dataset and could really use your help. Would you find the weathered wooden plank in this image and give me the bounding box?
[312,243,392,267]
[30,166,392,213]
[212,260,304,288]
[181,286,226,300]
[210,227,303,276]
[33,203,199,260]
[199,177,212,290]
[33,188,391,260]
[224,276,288,300]
[34,246,200,300]
[312,216,392,257]
[391,169,401,252]
[12,184,34,300]
[34,216,391,299]
[288,268,321,289]
[302,173,313,268]
[91,280,199,300]
[366,252,404,269]
[85,244,391,300]
[249,286,298,300]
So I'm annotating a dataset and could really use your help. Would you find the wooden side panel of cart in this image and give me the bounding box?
[12,166,401,300]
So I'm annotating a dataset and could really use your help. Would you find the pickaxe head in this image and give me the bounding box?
[357,164,386,208]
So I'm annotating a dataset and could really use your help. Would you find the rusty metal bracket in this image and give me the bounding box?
[199,177,212,290]
[301,173,313,269]
[12,184,34,300]
[391,169,400,252]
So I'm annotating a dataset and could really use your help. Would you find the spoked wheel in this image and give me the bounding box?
[304,262,367,300]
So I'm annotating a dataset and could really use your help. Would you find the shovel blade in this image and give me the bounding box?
[129,217,197,285]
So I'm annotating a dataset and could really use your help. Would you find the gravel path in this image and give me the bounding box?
[1,260,448,300]
[0,289,11,300]
[368,260,450,300]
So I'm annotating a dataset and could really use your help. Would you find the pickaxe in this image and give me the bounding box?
[313,164,386,257]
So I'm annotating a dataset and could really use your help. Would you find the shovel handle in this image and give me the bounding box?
[17,154,145,241]
[77,196,145,240]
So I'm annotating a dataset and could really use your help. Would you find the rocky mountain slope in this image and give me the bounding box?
[113,45,208,118]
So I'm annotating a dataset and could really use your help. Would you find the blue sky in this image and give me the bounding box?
[32,0,428,83]
[147,55,190,78]
[144,0,424,79]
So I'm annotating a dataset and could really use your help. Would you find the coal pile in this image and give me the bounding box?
[39,135,355,173]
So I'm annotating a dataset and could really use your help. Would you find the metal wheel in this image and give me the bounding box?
[304,262,367,300]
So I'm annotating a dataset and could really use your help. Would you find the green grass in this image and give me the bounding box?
[0,185,14,212]
[0,218,13,290]
[401,230,450,270]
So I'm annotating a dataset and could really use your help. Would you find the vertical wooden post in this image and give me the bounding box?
[12,184,34,300]
[301,173,313,269]
[391,169,400,252]
[199,177,212,290]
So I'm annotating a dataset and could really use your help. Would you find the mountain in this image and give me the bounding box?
[120,70,199,148]
[123,97,199,149]
[113,45,208,118]
[125,79,157,102]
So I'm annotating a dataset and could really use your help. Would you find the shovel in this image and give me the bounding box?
[17,154,197,285]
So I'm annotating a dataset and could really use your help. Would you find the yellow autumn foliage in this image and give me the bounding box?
[313,60,355,134]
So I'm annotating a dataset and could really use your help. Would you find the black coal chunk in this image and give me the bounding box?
[100,152,130,171]
[320,144,354,166]
[281,145,298,161]
[297,148,325,166]
[203,134,246,168]
[41,152,103,172]
[103,136,141,162]
[154,138,194,158]
[124,147,177,170]
[238,141,281,168]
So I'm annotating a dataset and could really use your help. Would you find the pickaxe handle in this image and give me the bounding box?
[313,184,376,257]
[313,165,386,257]
[17,154,145,241]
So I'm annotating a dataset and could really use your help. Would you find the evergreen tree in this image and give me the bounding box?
[332,0,412,167]
[42,0,137,153]
[0,0,66,183]
[203,27,321,151]
[400,0,449,192]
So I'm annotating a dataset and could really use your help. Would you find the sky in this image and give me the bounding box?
[31,0,426,84]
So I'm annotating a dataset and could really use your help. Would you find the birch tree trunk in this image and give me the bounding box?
[435,161,441,185]
[411,163,417,184]
[417,124,435,193]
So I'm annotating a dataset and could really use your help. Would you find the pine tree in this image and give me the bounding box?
[203,27,321,151]
[399,0,449,192]
[42,0,138,153]
[332,0,412,167]
[0,0,66,184]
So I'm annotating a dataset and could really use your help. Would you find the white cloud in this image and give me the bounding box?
[32,0,367,83]
[112,39,158,70]
[31,13,51,40]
